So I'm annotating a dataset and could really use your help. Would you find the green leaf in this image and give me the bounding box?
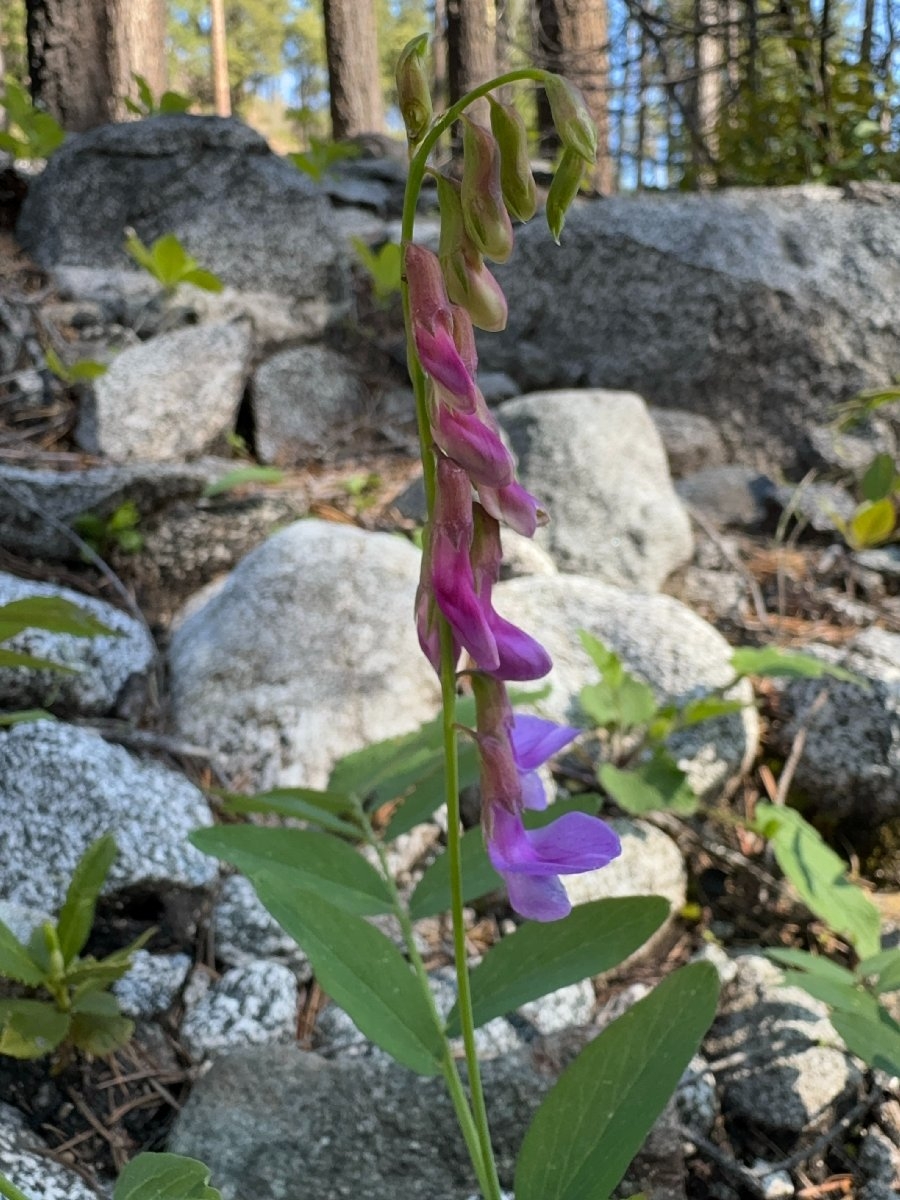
[860,453,897,503]
[765,947,857,986]
[0,1000,69,1059]
[0,709,54,726]
[351,238,401,300]
[578,632,657,730]
[679,696,748,726]
[219,787,359,837]
[830,995,900,1076]
[779,970,872,1016]
[114,1152,222,1200]
[159,91,192,115]
[150,233,190,286]
[0,648,76,673]
[57,834,117,965]
[515,962,720,1200]
[409,825,502,919]
[180,268,224,293]
[753,803,881,958]
[599,751,697,816]
[0,918,46,986]
[857,948,900,994]
[202,467,285,497]
[253,873,444,1075]
[385,739,480,839]
[0,596,117,641]
[730,646,863,685]
[848,498,896,549]
[69,1009,134,1055]
[447,898,669,1035]
[189,826,392,916]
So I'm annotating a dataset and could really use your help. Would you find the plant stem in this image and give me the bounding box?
[0,1174,33,1200]
[399,71,552,1200]
[353,799,493,1197]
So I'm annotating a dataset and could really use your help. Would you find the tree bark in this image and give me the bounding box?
[533,0,614,193]
[322,0,384,139]
[209,0,231,117]
[694,0,723,186]
[26,0,165,131]
[447,0,497,121]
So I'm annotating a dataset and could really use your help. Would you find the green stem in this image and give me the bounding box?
[353,799,493,1197]
[0,1174,33,1200]
[399,70,551,1200]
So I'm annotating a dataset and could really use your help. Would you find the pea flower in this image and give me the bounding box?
[473,675,621,922]
[460,117,515,264]
[405,243,478,408]
[429,383,515,489]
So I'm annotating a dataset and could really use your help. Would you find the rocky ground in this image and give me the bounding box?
[1,120,900,1200]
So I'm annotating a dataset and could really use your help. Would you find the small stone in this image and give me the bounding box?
[213,874,312,980]
[774,479,856,533]
[76,321,252,462]
[678,466,775,530]
[518,979,595,1034]
[648,406,728,477]
[180,961,298,1061]
[113,950,192,1018]
[563,818,687,914]
[0,573,155,718]
[0,1103,103,1200]
[752,1163,795,1199]
[675,1055,718,1137]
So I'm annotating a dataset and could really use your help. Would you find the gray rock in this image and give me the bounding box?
[754,1165,794,1199]
[0,721,217,911]
[775,479,856,533]
[180,962,298,1061]
[169,520,441,789]
[52,265,162,325]
[176,285,332,350]
[500,531,558,580]
[677,466,776,530]
[769,627,900,818]
[706,954,862,1135]
[648,407,728,477]
[858,1125,900,1185]
[392,473,426,523]
[478,372,520,404]
[251,345,368,464]
[167,1037,587,1199]
[678,566,746,623]
[563,818,687,914]
[806,419,896,473]
[0,1103,102,1200]
[213,874,312,981]
[17,115,348,302]
[76,321,251,462]
[854,546,900,579]
[0,573,154,717]
[478,188,900,468]
[675,1055,719,1137]
[113,949,192,1018]
[496,390,693,589]
[0,900,49,945]
[0,459,222,559]
[492,575,758,799]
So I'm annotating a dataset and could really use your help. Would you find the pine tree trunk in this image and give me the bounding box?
[25,0,165,131]
[533,0,614,194]
[322,0,384,139]
[447,0,497,122]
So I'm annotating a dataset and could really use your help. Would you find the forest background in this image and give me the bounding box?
[1,0,899,197]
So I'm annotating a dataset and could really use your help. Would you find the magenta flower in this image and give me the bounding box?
[430,386,515,489]
[476,481,548,538]
[405,243,477,409]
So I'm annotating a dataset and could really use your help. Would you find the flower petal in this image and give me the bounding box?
[519,768,548,811]
[511,715,580,771]
[487,612,553,681]
[488,807,620,877]
[505,870,571,921]
[432,403,515,488]
[431,526,499,670]
[476,482,548,538]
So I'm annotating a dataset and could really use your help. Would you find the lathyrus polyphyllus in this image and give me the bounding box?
[472,675,621,922]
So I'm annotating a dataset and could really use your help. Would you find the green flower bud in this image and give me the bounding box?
[543,73,597,164]
[460,116,515,264]
[546,147,584,244]
[437,173,508,331]
[488,96,537,223]
[396,33,432,144]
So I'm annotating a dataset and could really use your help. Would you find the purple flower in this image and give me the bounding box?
[473,674,619,922]
[487,806,621,921]
[405,243,478,409]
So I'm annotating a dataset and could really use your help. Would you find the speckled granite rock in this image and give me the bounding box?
[113,950,192,1018]
[213,874,312,980]
[180,962,298,1061]
[0,721,217,911]
[0,1103,103,1200]
[0,574,154,717]
[169,520,442,790]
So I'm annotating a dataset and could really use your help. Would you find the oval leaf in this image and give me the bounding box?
[252,873,444,1076]
[0,918,45,986]
[515,962,720,1200]
[190,826,392,916]
[57,833,117,965]
[447,897,669,1035]
[114,1152,222,1200]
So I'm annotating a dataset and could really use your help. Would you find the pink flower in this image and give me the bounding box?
[405,243,477,410]
[476,481,548,538]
